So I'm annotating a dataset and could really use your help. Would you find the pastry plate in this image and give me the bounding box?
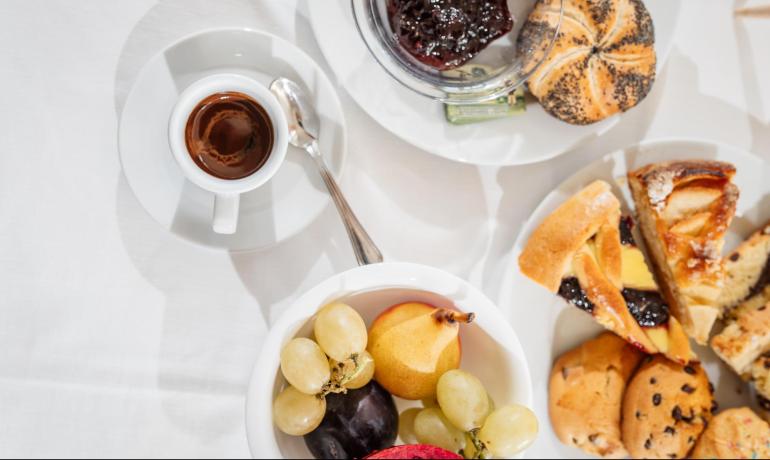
[308,0,681,166]
[497,139,770,458]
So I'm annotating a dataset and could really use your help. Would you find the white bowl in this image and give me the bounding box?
[245,262,533,459]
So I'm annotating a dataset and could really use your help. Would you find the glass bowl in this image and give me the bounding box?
[352,0,564,104]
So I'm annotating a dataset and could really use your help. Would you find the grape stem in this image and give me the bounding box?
[468,429,490,460]
[319,353,362,397]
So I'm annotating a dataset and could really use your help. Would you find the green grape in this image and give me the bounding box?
[486,392,496,417]
[436,370,490,431]
[398,408,421,445]
[314,302,367,362]
[273,386,326,436]
[280,338,330,395]
[478,404,538,458]
[414,407,466,453]
[330,350,375,390]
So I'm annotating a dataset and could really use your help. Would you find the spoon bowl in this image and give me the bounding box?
[270,78,320,149]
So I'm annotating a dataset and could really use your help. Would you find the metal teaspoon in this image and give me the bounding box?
[270,77,383,266]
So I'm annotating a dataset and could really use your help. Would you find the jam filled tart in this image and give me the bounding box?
[519,180,693,363]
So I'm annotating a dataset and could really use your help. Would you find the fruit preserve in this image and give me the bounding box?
[387,0,514,71]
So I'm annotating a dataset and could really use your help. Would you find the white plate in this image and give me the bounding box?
[497,139,770,458]
[246,262,533,459]
[119,28,346,250]
[309,1,680,166]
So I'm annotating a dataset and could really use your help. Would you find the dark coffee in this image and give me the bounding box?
[185,92,274,180]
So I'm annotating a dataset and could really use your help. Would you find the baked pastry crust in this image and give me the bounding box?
[628,160,739,345]
[711,300,770,376]
[750,354,770,420]
[710,221,770,424]
[549,332,643,458]
[622,356,714,459]
[520,180,620,292]
[719,221,770,315]
[690,407,770,459]
[519,0,656,125]
[520,181,693,362]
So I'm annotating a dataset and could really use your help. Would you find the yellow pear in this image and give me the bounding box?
[368,302,474,400]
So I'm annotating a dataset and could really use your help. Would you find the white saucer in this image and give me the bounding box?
[309,0,680,166]
[497,139,770,458]
[119,28,346,251]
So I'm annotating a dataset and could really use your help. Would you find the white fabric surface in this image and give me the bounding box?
[0,0,769,458]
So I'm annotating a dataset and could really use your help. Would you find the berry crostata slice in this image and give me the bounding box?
[519,180,693,363]
[628,160,739,345]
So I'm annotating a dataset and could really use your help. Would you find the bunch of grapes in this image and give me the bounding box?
[273,303,375,436]
[399,370,538,459]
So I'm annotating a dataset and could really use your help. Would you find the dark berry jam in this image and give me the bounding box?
[622,288,670,327]
[620,216,636,246]
[759,395,770,412]
[387,0,514,70]
[558,277,595,314]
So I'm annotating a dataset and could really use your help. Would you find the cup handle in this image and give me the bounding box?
[213,193,240,235]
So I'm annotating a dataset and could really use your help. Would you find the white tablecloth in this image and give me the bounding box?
[1,0,769,457]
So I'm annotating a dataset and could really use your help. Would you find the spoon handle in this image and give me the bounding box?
[308,143,384,266]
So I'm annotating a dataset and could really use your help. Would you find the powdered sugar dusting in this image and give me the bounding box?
[647,170,676,212]
[690,240,720,260]
[590,189,615,212]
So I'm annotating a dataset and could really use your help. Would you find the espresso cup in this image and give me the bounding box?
[169,74,288,234]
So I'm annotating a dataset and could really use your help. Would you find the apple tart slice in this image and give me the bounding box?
[519,181,693,363]
[628,160,739,345]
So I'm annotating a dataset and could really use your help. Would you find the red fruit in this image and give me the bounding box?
[364,444,463,459]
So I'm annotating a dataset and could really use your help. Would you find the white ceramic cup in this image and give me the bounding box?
[169,74,288,234]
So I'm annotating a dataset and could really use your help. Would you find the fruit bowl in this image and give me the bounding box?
[352,0,563,104]
[246,262,533,459]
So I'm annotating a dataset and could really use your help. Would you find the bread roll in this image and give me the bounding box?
[519,0,656,125]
